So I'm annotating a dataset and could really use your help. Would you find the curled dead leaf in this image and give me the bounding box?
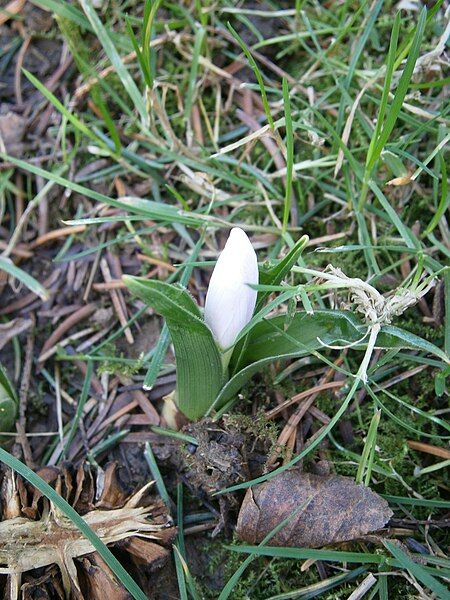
[236,469,393,548]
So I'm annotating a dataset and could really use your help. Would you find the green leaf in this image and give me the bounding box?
[257,235,309,309]
[229,236,309,381]
[143,229,207,390]
[123,277,223,420]
[0,364,18,432]
[219,311,448,407]
[220,311,364,406]
[377,325,449,365]
[435,365,450,397]
[241,310,364,366]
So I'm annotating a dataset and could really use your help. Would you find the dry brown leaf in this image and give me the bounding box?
[236,469,393,548]
[386,175,412,186]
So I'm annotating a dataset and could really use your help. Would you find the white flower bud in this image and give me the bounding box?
[204,228,258,350]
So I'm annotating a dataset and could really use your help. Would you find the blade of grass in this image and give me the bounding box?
[173,545,188,600]
[227,22,274,130]
[173,545,202,600]
[282,77,294,233]
[365,12,401,171]
[368,180,418,249]
[0,257,49,301]
[144,441,173,511]
[30,0,90,29]
[381,495,450,509]
[62,360,93,459]
[265,566,368,600]
[423,151,449,236]
[334,0,384,143]
[414,459,450,477]
[368,8,427,174]
[392,0,444,70]
[22,69,111,153]
[78,0,148,125]
[142,0,163,88]
[0,154,199,225]
[383,540,449,599]
[355,408,381,485]
[226,545,392,565]
[173,484,202,600]
[184,26,206,124]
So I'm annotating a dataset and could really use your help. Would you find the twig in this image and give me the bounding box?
[14,317,35,467]
[100,258,134,344]
[347,573,377,600]
[38,303,97,363]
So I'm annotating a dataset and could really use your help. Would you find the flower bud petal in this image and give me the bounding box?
[204,228,258,350]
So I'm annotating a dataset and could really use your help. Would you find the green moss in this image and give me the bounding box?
[97,343,144,376]
[225,410,280,448]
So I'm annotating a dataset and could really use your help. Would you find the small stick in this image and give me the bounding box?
[267,359,343,466]
[38,304,97,363]
[347,573,377,600]
[54,364,65,459]
[14,318,35,468]
[29,225,86,249]
[38,327,95,363]
[100,259,134,344]
[407,440,450,460]
[84,231,106,301]
[14,35,31,106]
[266,380,344,419]
[0,0,25,25]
